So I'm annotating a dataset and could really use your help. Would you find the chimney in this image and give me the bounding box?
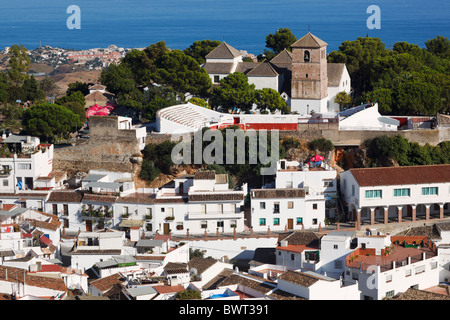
[280,240,288,247]
[37,261,42,271]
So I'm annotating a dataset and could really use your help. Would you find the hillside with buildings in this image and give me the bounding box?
[0,31,448,303]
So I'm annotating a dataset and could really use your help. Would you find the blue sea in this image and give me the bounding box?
[0,0,448,54]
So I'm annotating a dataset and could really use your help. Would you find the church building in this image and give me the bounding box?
[202,32,351,115]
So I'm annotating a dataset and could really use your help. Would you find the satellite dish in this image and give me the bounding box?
[189,268,198,276]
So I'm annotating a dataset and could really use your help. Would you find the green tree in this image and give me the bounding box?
[22,75,45,102]
[255,88,290,114]
[40,76,59,98]
[7,44,31,86]
[425,35,450,59]
[211,72,256,113]
[139,159,160,183]
[175,289,201,300]
[362,88,393,114]
[56,91,86,109]
[22,103,82,143]
[328,37,386,97]
[183,40,222,65]
[265,27,297,55]
[66,81,91,96]
[334,91,352,111]
[154,49,212,99]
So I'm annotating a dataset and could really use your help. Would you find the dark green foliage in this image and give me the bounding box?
[175,289,202,300]
[365,135,449,167]
[141,140,177,177]
[183,40,222,65]
[22,103,82,143]
[139,159,160,182]
[265,27,297,55]
[22,76,45,102]
[210,72,256,113]
[255,88,290,114]
[308,138,334,153]
[66,81,91,96]
[329,36,449,115]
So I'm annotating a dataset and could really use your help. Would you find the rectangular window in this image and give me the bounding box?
[2,179,8,187]
[260,202,266,210]
[405,269,412,277]
[123,206,129,215]
[291,254,295,261]
[288,201,294,209]
[385,274,392,283]
[365,190,382,198]
[422,187,438,196]
[352,185,355,196]
[214,75,220,83]
[385,290,395,298]
[394,188,410,197]
[323,180,334,187]
[259,218,266,226]
[312,218,318,225]
[333,245,339,249]
[430,261,438,270]
[273,203,280,214]
[313,203,318,210]
[18,163,31,170]
[201,221,207,229]
[415,265,425,274]
[296,217,303,225]
[273,218,280,226]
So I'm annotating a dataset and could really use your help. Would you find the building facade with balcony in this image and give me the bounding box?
[343,233,440,300]
[340,165,450,229]
[116,171,247,236]
[0,134,54,193]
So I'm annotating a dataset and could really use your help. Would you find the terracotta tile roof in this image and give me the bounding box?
[0,266,67,292]
[205,42,241,59]
[203,62,235,74]
[85,90,109,101]
[164,262,188,274]
[83,194,117,203]
[251,188,305,199]
[90,273,123,293]
[291,32,328,48]
[278,231,320,245]
[235,62,258,74]
[216,273,276,294]
[26,217,61,231]
[188,192,244,202]
[394,288,450,300]
[47,191,83,203]
[188,257,217,275]
[270,49,293,65]
[269,289,307,300]
[394,224,442,240]
[278,270,321,288]
[246,61,279,77]
[134,255,165,261]
[194,171,215,180]
[153,284,185,294]
[349,164,450,187]
[117,193,156,204]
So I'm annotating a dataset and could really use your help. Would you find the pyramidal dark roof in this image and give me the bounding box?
[291,32,328,48]
[205,41,242,59]
[246,61,279,77]
[270,49,293,65]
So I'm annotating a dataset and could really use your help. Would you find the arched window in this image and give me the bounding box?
[304,50,310,62]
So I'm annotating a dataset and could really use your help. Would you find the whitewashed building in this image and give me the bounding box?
[0,134,54,193]
[344,234,440,300]
[340,164,450,229]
